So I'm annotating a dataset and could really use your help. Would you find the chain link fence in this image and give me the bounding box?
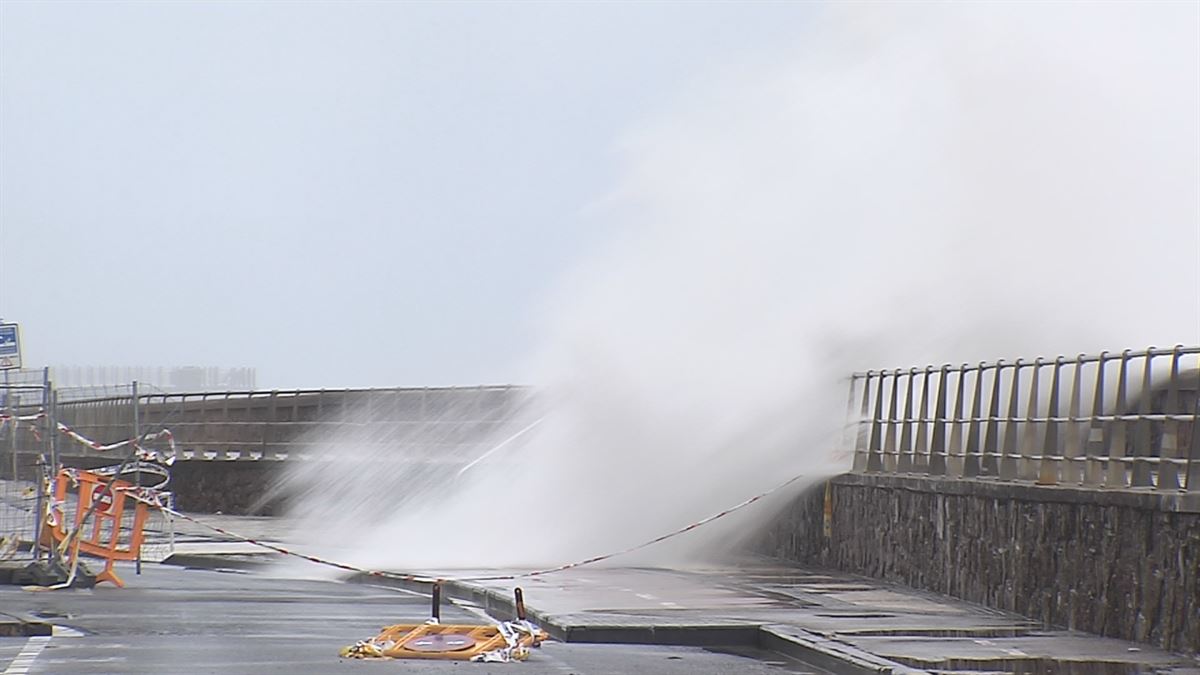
[2,370,179,565]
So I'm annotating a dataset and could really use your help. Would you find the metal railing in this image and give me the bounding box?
[848,346,1200,491]
[52,385,531,460]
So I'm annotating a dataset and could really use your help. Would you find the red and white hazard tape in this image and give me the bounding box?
[0,410,47,423]
[0,410,48,441]
[131,472,809,584]
[0,410,175,462]
[54,423,177,463]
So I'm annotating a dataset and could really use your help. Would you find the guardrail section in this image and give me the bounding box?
[849,346,1200,490]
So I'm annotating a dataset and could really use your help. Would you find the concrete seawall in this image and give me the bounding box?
[753,473,1200,655]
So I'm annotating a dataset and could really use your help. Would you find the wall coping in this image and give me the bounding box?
[833,472,1200,514]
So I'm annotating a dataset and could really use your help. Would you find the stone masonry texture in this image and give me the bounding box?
[752,474,1200,655]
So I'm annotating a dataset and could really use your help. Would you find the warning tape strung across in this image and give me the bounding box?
[0,411,47,423]
[9,410,808,585]
[130,472,810,584]
[0,410,177,464]
[53,420,175,456]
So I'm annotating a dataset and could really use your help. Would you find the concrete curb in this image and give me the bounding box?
[159,552,277,570]
[0,612,52,638]
[759,625,929,675]
[345,572,927,675]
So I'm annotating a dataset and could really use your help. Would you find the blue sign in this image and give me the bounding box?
[0,323,21,369]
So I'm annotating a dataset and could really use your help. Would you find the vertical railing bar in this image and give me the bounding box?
[914,366,933,473]
[1084,351,1110,486]
[1106,350,1132,488]
[1000,359,1023,481]
[982,360,1003,476]
[853,373,873,472]
[964,362,986,478]
[898,368,917,473]
[1038,357,1064,485]
[843,375,861,469]
[1186,353,1200,491]
[929,365,950,476]
[1157,346,1184,491]
[947,363,969,478]
[867,371,885,472]
[1061,353,1086,485]
[882,369,902,472]
[1131,347,1157,488]
[1019,358,1044,481]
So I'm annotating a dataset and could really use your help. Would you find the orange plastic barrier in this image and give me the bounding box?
[339,622,547,661]
[42,469,150,587]
[340,585,548,662]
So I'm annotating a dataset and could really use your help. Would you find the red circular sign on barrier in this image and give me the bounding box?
[93,485,113,513]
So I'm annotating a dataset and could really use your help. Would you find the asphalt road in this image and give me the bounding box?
[0,563,832,674]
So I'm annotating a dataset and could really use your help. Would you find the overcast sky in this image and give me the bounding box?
[3,2,1197,391]
[0,1,820,387]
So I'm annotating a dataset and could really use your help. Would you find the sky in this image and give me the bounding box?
[0,1,821,387]
[2,1,1197,391]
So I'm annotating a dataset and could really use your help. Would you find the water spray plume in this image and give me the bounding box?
[455,417,544,479]
[279,3,1199,574]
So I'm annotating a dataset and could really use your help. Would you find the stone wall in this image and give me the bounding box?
[753,473,1200,655]
[166,462,279,514]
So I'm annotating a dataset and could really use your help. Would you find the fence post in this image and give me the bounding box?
[132,380,142,575]
[34,368,51,562]
[8,393,18,482]
[48,388,59,474]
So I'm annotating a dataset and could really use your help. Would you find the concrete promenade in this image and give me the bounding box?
[159,514,1200,673]
[362,563,1198,675]
[4,509,1195,672]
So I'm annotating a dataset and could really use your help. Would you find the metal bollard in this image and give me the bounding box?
[514,587,527,621]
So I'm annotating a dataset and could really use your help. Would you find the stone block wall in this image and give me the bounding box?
[753,473,1200,655]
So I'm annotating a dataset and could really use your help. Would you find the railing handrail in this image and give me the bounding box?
[851,345,1200,379]
[55,383,532,407]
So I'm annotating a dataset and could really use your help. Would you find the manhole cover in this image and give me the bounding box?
[403,633,477,652]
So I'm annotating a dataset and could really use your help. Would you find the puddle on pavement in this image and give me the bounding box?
[32,610,72,619]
